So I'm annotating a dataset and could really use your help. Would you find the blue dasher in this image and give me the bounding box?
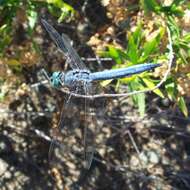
[41,19,160,169]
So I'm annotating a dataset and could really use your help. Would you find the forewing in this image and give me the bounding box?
[41,19,86,70]
[62,33,88,70]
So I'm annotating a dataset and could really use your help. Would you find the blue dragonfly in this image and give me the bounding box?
[41,19,160,169]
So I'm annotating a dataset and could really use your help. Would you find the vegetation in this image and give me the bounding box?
[0,0,190,189]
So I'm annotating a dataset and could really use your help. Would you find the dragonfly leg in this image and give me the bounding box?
[41,69,51,82]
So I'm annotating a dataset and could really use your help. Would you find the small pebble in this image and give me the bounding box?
[147,150,159,164]
[0,159,8,176]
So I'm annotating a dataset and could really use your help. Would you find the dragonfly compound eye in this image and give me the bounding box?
[50,72,62,88]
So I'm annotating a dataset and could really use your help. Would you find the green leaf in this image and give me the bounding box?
[170,4,184,16]
[177,96,188,117]
[115,80,120,91]
[0,24,12,55]
[127,33,139,64]
[172,0,185,6]
[179,49,188,64]
[132,24,142,47]
[140,39,158,62]
[0,92,6,101]
[60,4,74,22]
[6,59,22,73]
[100,79,112,87]
[27,9,38,30]
[140,28,164,62]
[179,41,190,50]
[168,16,180,40]
[136,92,146,117]
[0,24,7,33]
[165,80,176,100]
[119,74,136,84]
[141,0,161,13]
[128,80,139,102]
[128,79,145,116]
[142,78,164,98]
[106,46,123,64]
[47,0,74,22]
[182,33,190,43]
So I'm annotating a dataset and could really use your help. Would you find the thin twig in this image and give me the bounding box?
[31,80,49,88]
[81,57,112,62]
[0,108,52,116]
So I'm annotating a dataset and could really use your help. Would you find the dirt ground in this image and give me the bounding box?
[0,1,190,190]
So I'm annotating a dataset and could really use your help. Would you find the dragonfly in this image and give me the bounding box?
[41,19,161,169]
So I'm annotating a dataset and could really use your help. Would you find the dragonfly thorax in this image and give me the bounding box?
[64,69,91,87]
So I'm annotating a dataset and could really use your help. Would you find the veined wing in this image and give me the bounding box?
[49,85,94,170]
[61,33,88,70]
[41,19,87,70]
[82,83,107,169]
[48,82,86,167]
[48,92,75,167]
[83,83,95,169]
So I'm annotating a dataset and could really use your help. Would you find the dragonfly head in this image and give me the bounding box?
[50,71,63,88]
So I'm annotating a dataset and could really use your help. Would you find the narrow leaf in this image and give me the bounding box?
[100,79,112,87]
[165,80,176,100]
[136,93,146,117]
[107,46,122,64]
[141,0,161,13]
[142,78,164,98]
[127,33,139,64]
[177,96,188,117]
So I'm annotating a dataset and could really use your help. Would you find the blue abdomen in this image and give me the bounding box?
[90,63,161,81]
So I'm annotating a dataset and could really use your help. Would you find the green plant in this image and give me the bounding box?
[0,0,75,103]
[101,25,164,116]
[141,0,185,17]
[0,0,75,56]
[47,0,75,23]
[163,17,190,117]
[140,0,190,117]
[168,16,190,64]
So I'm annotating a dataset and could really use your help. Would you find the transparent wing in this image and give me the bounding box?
[48,86,92,171]
[82,83,107,169]
[41,19,87,70]
[83,84,95,169]
[48,92,75,167]
[61,33,88,70]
